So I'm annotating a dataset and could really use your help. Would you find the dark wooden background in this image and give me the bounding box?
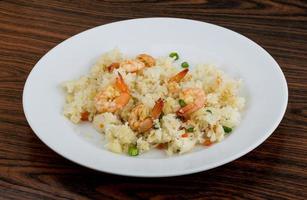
[0,0,306,199]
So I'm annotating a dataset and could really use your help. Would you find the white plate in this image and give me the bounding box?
[23,18,288,177]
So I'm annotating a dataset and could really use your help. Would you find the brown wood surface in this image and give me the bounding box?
[0,0,306,199]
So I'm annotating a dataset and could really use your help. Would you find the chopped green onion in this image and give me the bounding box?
[186,127,194,132]
[181,61,189,68]
[178,99,187,107]
[223,126,232,134]
[169,52,179,60]
[206,109,212,114]
[128,146,139,156]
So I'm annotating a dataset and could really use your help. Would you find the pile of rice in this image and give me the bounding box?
[62,49,245,155]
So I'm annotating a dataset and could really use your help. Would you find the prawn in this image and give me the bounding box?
[136,54,156,67]
[107,54,156,73]
[94,73,130,113]
[176,88,206,118]
[167,69,189,96]
[120,59,145,72]
[129,98,164,133]
[106,60,145,73]
[169,68,189,83]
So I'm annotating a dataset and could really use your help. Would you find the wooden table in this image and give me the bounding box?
[1,1,306,199]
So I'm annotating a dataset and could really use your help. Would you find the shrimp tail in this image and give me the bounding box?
[116,72,129,93]
[133,98,164,133]
[107,62,120,72]
[114,73,130,108]
[151,98,164,119]
[169,69,189,82]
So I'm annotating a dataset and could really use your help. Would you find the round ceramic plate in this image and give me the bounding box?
[23,18,288,177]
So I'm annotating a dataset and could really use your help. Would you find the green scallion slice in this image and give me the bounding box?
[181,61,189,68]
[186,127,194,132]
[178,99,187,107]
[128,146,139,156]
[169,52,179,60]
[223,126,232,134]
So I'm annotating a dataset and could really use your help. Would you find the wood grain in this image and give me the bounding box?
[0,0,306,199]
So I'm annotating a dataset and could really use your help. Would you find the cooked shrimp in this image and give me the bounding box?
[129,98,164,133]
[167,69,189,96]
[177,88,206,118]
[120,60,145,72]
[136,54,156,67]
[107,54,155,73]
[107,60,145,73]
[94,73,130,113]
[169,69,189,83]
